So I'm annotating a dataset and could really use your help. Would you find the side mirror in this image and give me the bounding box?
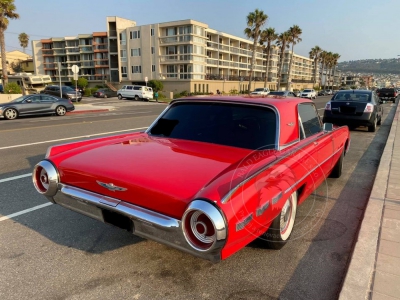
[323,123,333,132]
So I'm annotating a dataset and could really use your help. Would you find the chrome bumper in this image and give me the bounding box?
[51,184,222,262]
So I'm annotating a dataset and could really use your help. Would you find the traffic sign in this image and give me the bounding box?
[71,65,79,74]
[73,73,78,80]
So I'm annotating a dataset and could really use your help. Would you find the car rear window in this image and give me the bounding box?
[332,92,371,102]
[149,102,277,150]
[269,92,285,96]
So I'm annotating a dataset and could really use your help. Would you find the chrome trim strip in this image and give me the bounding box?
[256,201,270,217]
[271,191,283,204]
[236,213,253,231]
[280,139,300,150]
[51,184,223,262]
[284,145,344,194]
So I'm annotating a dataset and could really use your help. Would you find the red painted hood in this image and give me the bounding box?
[53,133,255,219]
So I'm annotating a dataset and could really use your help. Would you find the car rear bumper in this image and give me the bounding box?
[323,111,374,126]
[47,183,223,262]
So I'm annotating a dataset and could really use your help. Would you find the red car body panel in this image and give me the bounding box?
[36,96,350,261]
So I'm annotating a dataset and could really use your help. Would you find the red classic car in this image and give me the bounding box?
[32,96,350,262]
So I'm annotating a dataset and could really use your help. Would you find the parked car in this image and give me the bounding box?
[40,85,82,102]
[67,86,84,95]
[322,90,383,132]
[300,89,317,99]
[32,96,350,262]
[93,88,118,98]
[293,90,301,97]
[251,87,270,95]
[268,91,297,97]
[0,94,74,120]
[318,90,329,96]
[117,85,153,101]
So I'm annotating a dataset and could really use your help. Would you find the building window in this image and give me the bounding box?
[120,50,127,62]
[166,27,177,36]
[152,65,155,72]
[151,47,154,54]
[130,30,140,39]
[132,65,142,73]
[151,28,154,36]
[121,66,127,77]
[131,48,141,56]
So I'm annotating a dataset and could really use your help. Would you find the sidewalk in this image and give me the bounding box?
[67,103,115,115]
[340,102,400,299]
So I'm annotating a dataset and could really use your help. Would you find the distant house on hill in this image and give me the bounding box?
[0,50,32,76]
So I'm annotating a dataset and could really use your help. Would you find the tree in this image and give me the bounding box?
[244,9,268,94]
[309,46,322,88]
[18,32,28,53]
[331,53,341,88]
[276,31,291,90]
[319,51,328,89]
[4,81,21,93]
[259,27,277,89]
[286,25,302,90]
[10,59,22,73]
[148,79,163,92]
[71,77,88,89]
[325,52,333,89]
[0,0,19,86]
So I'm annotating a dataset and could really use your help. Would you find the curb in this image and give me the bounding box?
[339,102,399,299]
[66,109,111,115]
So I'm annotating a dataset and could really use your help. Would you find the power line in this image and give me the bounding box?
[5,31,51,38]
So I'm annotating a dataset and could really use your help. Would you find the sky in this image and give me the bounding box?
[5,0,400,62]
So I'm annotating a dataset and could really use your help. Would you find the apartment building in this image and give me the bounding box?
[32,16,318,94]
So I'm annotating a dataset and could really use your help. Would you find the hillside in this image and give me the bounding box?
[338,58,400,74]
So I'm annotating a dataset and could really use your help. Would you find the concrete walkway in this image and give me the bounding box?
[340,101,400,300]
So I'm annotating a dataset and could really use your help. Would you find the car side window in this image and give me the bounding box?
[41,95,56,102]
[298,103,322,138]
[127,86,133,90]
[29,95,41,103]
[133,86,142,90]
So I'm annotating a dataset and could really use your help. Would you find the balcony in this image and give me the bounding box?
[66,48,80,54]
[94,45,108,52]
[159,35,193,44]
[205,74,265,82]
[80,46,93,53]
[53,49,66,55]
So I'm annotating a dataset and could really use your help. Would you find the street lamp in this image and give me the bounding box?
[56,62,62,98]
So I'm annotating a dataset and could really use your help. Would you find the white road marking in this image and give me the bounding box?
[0,127,148,150]
[0,173,31,183]
[0,203,53,222]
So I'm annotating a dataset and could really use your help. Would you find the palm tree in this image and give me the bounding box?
[275,31,291,90]
[330,53,340,89]
[259,27,277,89]
[319,51,328,90]
[244,9,268,93]
[0,0,19,86]
[309,46,322,88]
[286,25,302,90]
[325,52,333,89]
[18,32,29,53]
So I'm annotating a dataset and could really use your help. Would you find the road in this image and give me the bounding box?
[0,96,395,300]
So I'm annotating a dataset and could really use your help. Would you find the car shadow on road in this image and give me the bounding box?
[0,154,144,255]
[275,102,397,299]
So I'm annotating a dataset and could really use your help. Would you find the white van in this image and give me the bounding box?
[117,85,154,101]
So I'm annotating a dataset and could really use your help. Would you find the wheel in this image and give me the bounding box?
[264,191,297,250]
[329,149,344,178]
[118,94,123,100]
[134,95,140,101]
[55,105,66,116]
[377,114,382,126]
[104,94,108,98]
[4,108,18,120]
[368,117,377,132]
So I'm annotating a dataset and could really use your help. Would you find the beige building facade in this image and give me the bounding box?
[32,16,318,94]
[0,50,32,75]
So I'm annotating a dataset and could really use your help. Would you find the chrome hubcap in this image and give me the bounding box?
[57,107,66,115]
[6,109,16,119]
[280,199,292,233]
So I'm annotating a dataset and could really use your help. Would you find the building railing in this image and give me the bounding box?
[80,47,93,52]
[94,45,108,50]
[205,74,265,81]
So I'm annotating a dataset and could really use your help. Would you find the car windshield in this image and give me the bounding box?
[303,89,312,92]
[269,91,285,96]
[332,92,371,102]
[10,95,29,103]
[149,102,277,150]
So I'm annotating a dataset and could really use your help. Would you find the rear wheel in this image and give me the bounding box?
[134,95,140,101]
[4,108,18,120]
[55,105,66,116]
[264,191,297,250]
[329,149,344,178]
[118,94,123,100]
[368,117,377,132]
[104,94,108,98]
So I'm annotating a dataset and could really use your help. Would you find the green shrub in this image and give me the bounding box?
[148,80,164,92]
[4,82,22,94]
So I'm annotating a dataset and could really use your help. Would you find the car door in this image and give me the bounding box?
[298,103,333,183]
[40,95,58,113]
[19,95,47,115]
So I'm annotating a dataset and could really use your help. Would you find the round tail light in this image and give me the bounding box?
[182,200,227,252]
[32,160,59,196]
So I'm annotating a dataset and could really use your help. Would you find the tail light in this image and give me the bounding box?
[32,160,59,196]
[364,103,374,113]
[182,200,226,252]
[325,102,331,111]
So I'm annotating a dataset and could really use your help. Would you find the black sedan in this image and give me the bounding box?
[93,88,117,98]
[0,94,75,120]
[322,90,383,132]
